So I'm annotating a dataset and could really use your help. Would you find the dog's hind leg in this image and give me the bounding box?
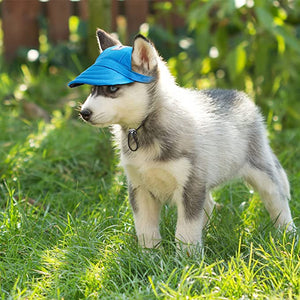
[242,121,295,231]
[242,154,295,232]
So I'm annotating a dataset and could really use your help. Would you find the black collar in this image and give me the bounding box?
[127,117,148,151]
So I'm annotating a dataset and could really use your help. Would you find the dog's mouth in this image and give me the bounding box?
[79,110,114,127]
[89,121,113,128]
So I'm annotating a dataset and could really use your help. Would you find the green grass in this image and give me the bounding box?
[1,67,300,299]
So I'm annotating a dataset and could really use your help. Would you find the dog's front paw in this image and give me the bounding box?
[138,232,161,249]
[176,240,204,258]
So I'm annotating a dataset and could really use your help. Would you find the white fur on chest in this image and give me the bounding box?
[121,153,191,201]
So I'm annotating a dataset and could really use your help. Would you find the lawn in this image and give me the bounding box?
[0,61,299,300]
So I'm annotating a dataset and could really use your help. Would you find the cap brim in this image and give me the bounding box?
[68,65,135,88]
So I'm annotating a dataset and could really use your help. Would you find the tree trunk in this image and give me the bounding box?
[125,0,148,43]
[87,0,111,62]
[47,0,71,44]
[2,0,40,61]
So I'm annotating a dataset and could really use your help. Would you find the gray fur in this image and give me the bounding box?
[128,184,138,213]
[91,85,121,98]
[247,127,277,182]
[182,172,206,220]
[121,109,185,160]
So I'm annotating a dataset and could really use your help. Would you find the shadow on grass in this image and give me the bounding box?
[0,107,125,297]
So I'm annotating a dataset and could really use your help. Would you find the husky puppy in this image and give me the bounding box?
[69,29,295,250]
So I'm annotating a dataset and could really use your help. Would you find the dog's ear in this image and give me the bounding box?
[131,35,158,75]
[96,29,121,53]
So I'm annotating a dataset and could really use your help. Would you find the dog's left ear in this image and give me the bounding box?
[131,35,158,74]
[96,29,121,53]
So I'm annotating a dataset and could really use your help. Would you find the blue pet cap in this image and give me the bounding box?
[68,45,154,87]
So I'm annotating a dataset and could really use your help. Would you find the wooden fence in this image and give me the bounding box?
[1,0,184,61]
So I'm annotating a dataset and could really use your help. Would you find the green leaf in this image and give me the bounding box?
[226,42,248,81]
[275,26,300,54]
[255,7,275,32]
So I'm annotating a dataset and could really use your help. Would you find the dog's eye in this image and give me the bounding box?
[108,86,119,93]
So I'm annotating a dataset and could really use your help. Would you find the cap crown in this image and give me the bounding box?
[68,45,153,87]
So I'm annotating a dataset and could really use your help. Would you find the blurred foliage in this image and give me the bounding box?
[0,15,90,115]
[148,0,300,129]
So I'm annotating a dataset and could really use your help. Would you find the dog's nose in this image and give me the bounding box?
[80,109,92,121]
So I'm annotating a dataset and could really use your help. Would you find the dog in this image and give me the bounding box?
[69,29,295,251]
